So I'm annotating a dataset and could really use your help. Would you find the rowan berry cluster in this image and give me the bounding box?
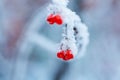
[47,14,63,25]
[57,50,73,61]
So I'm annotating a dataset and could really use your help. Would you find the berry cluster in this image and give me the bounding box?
[57,50,74,61]
[47,14,63,25]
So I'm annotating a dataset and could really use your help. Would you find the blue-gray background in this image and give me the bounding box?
[0,0,120,80]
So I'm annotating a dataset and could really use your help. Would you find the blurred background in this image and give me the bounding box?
[0,0,120,80]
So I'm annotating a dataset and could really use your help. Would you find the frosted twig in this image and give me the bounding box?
[47,0,89,60]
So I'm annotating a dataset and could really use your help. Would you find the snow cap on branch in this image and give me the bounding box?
[52,0,69,6]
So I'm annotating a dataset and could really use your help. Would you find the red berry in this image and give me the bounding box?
[47,14,55,25]
[57,51,64,58]
[54,14,63,25]
[63,50,74,61]
[63,54,70,60]
[57,50,74,61]
[47,14,63,25]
